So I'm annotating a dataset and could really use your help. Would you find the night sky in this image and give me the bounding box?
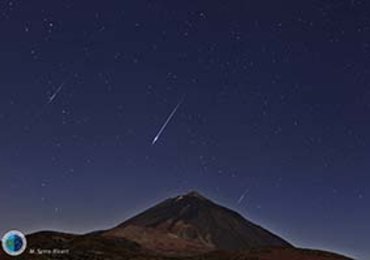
[1,0,369,259]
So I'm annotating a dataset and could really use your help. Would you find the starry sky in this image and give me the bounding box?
[1,0,369,259]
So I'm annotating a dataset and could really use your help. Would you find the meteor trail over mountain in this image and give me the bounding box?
[152,96,185,145]
[237,189,249,205]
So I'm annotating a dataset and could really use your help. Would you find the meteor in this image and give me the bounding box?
[237,189,249,205]
[48,79,67,104]
[152,96,185,145]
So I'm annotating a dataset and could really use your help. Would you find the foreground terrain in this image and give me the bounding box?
[0,192,352,260]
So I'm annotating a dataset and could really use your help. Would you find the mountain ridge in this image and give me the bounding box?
[0,191,353,260]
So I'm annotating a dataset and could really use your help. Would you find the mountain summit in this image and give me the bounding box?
[183,190,208,199]
[103,191,291,255]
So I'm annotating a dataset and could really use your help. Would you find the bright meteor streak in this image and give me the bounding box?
[152,96,185,145]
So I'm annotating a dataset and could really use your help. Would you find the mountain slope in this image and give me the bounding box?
[103,191,291,255]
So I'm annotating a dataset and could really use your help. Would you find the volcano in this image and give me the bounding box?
[2,191,352,260]
[103,191,291,255]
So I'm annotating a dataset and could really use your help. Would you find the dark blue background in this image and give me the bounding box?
[1,1,369,259]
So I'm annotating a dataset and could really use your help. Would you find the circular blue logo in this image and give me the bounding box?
[2,230,27,256]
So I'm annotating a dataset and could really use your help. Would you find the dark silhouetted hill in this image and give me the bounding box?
[0,191,352,260]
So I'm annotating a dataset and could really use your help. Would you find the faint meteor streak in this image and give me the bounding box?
[152,96,185,145]
[48,78,67,104]
[237,189,249,205]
